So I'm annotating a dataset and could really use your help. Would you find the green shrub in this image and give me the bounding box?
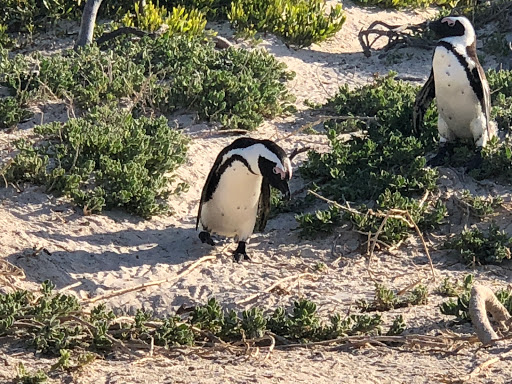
[458,190,503,217]
[165,0,232,19]
[357,283,429,312]
[228,0,346,48]
[0,97,32,129]
[121,2,207,36]
[5,106,189,217]
[298,73,444,243]
[154,316,195,346]
[353,0,472,10]
[443,224,512,265]
[2,282,409,361]
[440,274,512,321]
[1,35,294,130]
[0,0,81,32]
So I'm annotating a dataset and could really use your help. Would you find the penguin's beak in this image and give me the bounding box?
[279,182,291,201]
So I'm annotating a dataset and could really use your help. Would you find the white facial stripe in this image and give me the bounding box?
[439,16,475,48]
[442,17,455,27]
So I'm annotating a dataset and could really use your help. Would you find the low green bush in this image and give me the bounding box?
[0,34,294,130]
[458,190,503,218]
[298,73,444,242]
[165,0,232,19]
[0,97,32,129]
[1,281,404,360]
[353,0,472,10]
[443,224,512,265]
[440,274,512,321]
[5,106,189,217]
[121,2,207,36]
[228,0,346,48]
[357,283,429,312]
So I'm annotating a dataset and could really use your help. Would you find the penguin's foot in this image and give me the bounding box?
[233,241,250,263]
[199,231,215,246]
[427,143,454,167]
[465,149,483,171]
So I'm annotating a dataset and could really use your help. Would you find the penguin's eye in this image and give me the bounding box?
[272,167,278,174]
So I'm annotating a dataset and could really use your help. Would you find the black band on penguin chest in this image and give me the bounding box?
[436,41,485,110]
[204,155,257,202]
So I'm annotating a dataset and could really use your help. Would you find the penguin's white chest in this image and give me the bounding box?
[200,161,262,241]
[433,46,483,138]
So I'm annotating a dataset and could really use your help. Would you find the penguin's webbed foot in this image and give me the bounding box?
[199,231,215,246]
[427,143,455,167]
[233,241,250,263]
[465,148,483,171]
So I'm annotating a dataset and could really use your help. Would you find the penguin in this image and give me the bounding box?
[413,16,496,169]
[196,138,292,262]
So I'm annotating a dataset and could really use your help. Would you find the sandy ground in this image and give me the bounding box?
[1,1,512,383]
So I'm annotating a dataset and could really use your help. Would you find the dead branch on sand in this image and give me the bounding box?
[81,255,217,305]
[469,284,512,346]
[358,21,431,58]
[235,272,314,305]
[308,190,435,281]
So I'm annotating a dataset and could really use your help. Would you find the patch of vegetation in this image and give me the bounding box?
[1,35,294,130]
[296,205,343,239]
[0,96,32,129]
[387,314,407,336]
[5,106,189,217]
[443,223,512,265]
[0,23,13,47]
[228,0,346,48]
[15,362,48,384]
[0,0,81,33]
[357,283,429,312]
[167,0,232,19]
[437,274,474,297]
[440,274,512,321]
[353,0,475,10]
[1,282,406,362]
[121,2,207,36]
[458,190,503,218]
[298,73,445,242]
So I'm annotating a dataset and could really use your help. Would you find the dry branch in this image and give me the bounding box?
[308,190,435,281]
[469,284,512,346]
[358,21,431,58]
[235,273,314,305]
[81,255,216,305]
[289,146,311,162]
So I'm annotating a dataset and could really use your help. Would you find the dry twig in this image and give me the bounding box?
[307,190,436,281]
[82,255,216,305]
[358,21,431,58]
[236,272,314,305]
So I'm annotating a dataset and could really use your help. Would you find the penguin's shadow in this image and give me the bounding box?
[6,225,219,292]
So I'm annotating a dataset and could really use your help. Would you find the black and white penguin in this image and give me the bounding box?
[196,138,292,262]
[413,16,496,168]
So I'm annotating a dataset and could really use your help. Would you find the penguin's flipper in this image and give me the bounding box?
[471,64,492,136]
[254,178,271,233]
[196,151,226,230]
[413,69,436,136]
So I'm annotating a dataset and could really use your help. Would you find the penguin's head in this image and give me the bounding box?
[221,138,292,200]
[256,140,292,200]
[429,16,475,46]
